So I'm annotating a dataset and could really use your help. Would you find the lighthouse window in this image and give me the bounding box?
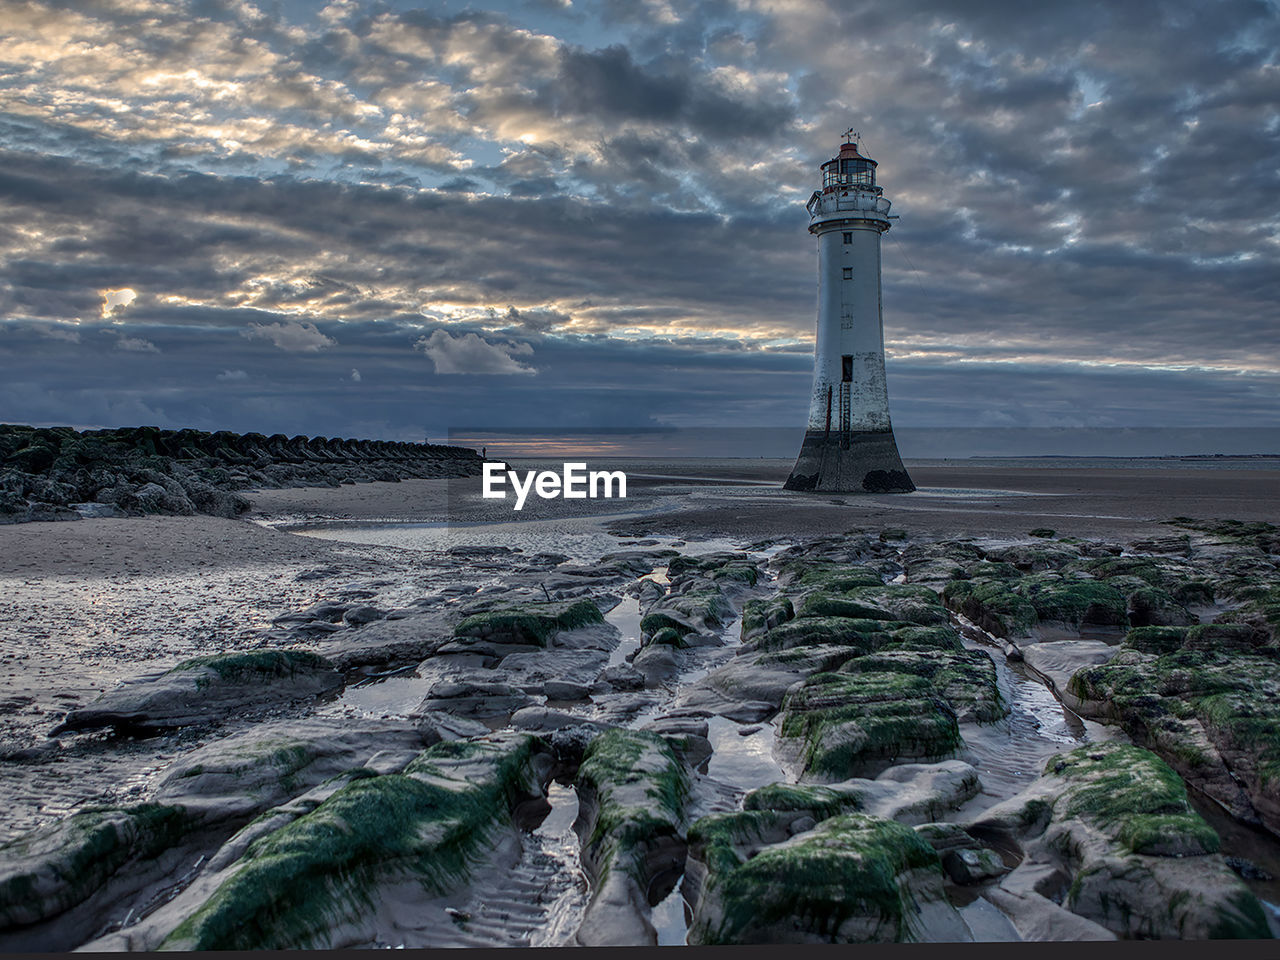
[842,232,852,244]
[842,267,853,280]
[842,355,853,382]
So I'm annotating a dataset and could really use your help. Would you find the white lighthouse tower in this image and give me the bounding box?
[784,135,914,493]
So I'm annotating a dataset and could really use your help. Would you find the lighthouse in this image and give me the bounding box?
[784,136,914,493]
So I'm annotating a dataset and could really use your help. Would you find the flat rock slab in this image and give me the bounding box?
[308,609,453,671]
[50,651,343,735]
[156,718,440,818]
[497,648,610,689]
[413,679,534,719]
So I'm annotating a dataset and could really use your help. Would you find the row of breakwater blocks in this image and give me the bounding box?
[0,424,482,522]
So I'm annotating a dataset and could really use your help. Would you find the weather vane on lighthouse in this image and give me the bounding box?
[784,134,914,493]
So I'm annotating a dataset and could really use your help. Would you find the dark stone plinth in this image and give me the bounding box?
[784,429,914,493]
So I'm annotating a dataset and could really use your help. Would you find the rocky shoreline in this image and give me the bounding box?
[1,502,1278,947]
[0,424,481,523]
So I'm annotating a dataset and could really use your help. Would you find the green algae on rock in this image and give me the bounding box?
[687,812,957,944]
[666,552,759,586]
[573,729,691,946]
[839,648,1006,723]
[640,587,734,636]
[745,615,896,654]
[453,598,603,646]
[1069,647,1280,835]
[0,804,192,931]
[743,783,865,820]
[156,732,552,950]
[971,741,1271,940]
[944,573,1128,637]
[778,671,962,780]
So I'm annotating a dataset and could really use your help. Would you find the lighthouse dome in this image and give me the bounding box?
[822,140,877,192]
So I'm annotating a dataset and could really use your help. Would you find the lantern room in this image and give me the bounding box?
[821,140,878,193]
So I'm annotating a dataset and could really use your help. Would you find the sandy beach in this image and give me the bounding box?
[2,458,1279,949]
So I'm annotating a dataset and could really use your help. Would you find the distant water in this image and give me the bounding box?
[908,456,1280,471]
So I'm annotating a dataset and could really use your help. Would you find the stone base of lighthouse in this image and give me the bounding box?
[784,428,914,493]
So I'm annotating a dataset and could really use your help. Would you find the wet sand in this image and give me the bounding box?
[250,458,1280,542]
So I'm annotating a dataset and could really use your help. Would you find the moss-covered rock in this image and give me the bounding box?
[778,671,962,780]
[1125,587,1194,627]
[982,543,1080,572]
[1123,626,1188,655]
[746,616,897,654]
[742,783,864,820]
[740,596,795,639]
[971,741,1271,940]
[157,732,551,950]
[878,625,965,652]
[943,578,1038,638]
[1021,576,1128,628]
[642,587,734,636]
[782,567,946,627]
[573,729,690,946]
[453,599,603,646]
[646,626,686,648]
[1068,648,1280,835]
[638,610,695,637]
[792,591,898,621]
[666,552,758,585]
[1169,517,1280,555]
[0,805,192,930]
[1183,622,1267,652]
[836,648,1005,723]
[944,572,1129,637]
[1042,744,1219,855]
[686,813,958,944]
[775,560,884,593]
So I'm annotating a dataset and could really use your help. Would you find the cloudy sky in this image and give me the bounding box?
[1,0,1277,449]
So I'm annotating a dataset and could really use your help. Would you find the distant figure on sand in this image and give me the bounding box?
[482,446,487,459]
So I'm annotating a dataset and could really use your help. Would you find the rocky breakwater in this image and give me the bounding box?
[0,423,481,522]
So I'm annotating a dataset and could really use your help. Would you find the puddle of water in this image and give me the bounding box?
[535,782,579,836]
[526,782,589,948]
[329,674,431,717]
[1188,790,1280,914]
[704,716,786,792]
[603,595,643,669]
[909,487,1054,500]
[651,882,690,945]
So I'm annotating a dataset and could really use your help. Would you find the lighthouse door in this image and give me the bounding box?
[841,355,853,382]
